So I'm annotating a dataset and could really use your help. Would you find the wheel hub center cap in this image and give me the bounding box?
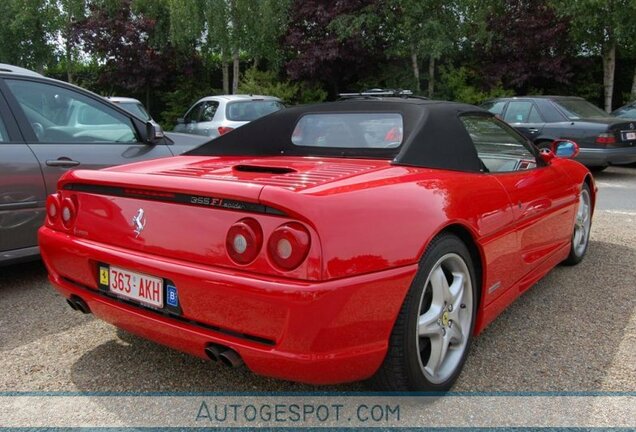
[441,310,450,327]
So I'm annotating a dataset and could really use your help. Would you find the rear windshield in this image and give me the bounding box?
[613,104,636,119]
[291,113,403,148]
[555,99,609,120]
[226,100,284,121]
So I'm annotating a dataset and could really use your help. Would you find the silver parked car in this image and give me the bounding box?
[0,64,209,265]
[107,96,152,121]
[173,95,284,138]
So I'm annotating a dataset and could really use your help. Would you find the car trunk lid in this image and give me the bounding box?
[150,156,386,191]
[580,118,636,147]
[607,120,636,146]
[56,156,390,277]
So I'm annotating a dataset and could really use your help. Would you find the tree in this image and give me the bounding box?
[552,0,636,111]
[241,0,291,71]
[56,0,87,82]
[74,0,176,109]
[166,0,289,95]
[284,0,387,96]
[396,0,461,96]
[477,0,573,94]
[0,0,58,72]
[632,61,636,101]
[329,0,461,97]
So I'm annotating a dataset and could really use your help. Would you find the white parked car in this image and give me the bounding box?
[173,95,284,138]
[107,97,152,121]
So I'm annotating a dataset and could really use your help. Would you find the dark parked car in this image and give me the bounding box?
[611,101,636,120]
[0,64,208,265]
[482,96,636,170]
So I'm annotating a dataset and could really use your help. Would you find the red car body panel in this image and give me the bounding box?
[39,154,594,384]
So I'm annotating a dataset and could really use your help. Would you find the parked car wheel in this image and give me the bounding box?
[372,234,477,391]
[563,183,592,265]
[589,165,608,173]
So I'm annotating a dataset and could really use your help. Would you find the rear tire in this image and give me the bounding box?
[371,234,477,391]
[563,183,592,266]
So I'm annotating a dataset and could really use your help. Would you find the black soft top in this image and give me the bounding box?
[186,98,491,172]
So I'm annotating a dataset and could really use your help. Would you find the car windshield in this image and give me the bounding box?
[226,100,284,121]
[118,102,151,121]
[555,99,609,120]
[291,113,404,148]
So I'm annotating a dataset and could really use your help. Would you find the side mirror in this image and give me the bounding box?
[176,117,185,125]
[145,121,164,144]
[551,139,579,159]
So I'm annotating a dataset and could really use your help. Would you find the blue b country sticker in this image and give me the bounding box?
[167,284,179,307]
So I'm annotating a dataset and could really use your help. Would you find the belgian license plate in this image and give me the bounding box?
[99,265,164,308]
[622,131,636,141]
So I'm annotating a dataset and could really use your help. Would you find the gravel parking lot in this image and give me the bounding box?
[1,166,634,393]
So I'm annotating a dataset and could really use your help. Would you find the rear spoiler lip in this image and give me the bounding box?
[58,169,263,200]
[57,169,287,216]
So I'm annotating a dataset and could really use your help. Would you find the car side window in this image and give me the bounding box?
[528,105,543,123]
[5,79,138,143]
[184,102,204,123]
[199,101,219,122]
[460,115,538,173]
[503,101,536,123]
[483,101,506,116]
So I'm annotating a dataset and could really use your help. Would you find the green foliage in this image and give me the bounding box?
[45,61,103,91]
[345,60,419,93]
[133,0,174,49]
[296,86,328,105]
[329,0,462,93]
[238,69,296,102]
[165,0,203,48]
[438,66,513,104]
[0,0,59,71]
[551,0,636,54]
[238,68,326,105]
[2,0,636,117]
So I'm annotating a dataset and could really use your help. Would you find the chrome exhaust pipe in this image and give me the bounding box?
[219,348,244,368]
[66,298,78,311]
[70,296,91,314]
[204,344,223,362]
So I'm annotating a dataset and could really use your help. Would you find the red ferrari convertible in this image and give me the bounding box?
[39,96,595,391]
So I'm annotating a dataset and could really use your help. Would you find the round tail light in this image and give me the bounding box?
[61,197,76,229]
[46,194,60,224]
[268,223,310,270]
[226,218,263,264]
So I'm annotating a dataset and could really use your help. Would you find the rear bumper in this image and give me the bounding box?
[577,146,636,166]
[39,226,416,385]
[0,246,40,266]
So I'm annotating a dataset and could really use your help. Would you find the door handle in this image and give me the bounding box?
[46,158,80,168]
[528,128,539,134]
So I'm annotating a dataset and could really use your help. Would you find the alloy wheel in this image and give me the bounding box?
[416,253,473,384]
